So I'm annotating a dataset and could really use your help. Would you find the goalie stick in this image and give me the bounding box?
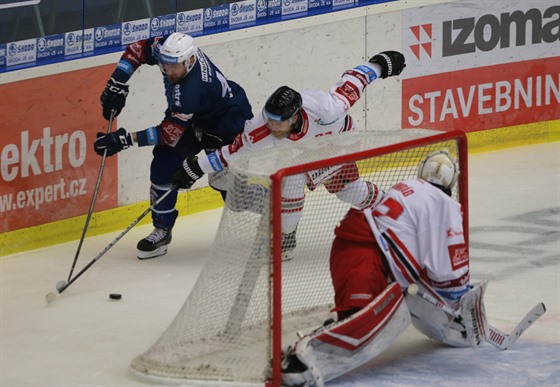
[408,283,546,350]
[485,303,546,350]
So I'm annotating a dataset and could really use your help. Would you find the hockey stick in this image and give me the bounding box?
[67,109,116,281]
[485,303,546,350]
[407,283,546,350]
[46,186,177,304]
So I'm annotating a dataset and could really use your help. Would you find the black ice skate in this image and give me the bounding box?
[137,227,172,259]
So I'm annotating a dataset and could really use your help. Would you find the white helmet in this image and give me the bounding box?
[417,148,459,191]
[159,32,197,72]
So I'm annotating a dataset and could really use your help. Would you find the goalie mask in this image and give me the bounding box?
[417,149,459,194]
[158,32,198,73]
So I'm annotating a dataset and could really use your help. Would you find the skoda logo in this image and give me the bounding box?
[37,38,46,51]
[204,8,212,21]
[231,4,239,16]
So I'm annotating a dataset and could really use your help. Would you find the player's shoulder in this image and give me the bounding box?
[301,89,342,120]
[244,115,271,144]
[301,89,329,107]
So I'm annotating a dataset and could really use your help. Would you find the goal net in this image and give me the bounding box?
[130,129,468,386]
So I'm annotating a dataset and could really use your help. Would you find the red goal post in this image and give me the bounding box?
[130,129,468,386]
[268,129,468,385]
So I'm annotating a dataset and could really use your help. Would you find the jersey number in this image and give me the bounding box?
[216,72,232,98]
[373,197,404,221]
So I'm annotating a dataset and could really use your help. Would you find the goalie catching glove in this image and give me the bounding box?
[368,51,406,79]
[172,156,205,189]
[94,127,133,156]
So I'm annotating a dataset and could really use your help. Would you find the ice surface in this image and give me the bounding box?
[1,142,558,386]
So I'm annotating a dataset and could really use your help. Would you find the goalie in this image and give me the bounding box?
[281,150,488,387]
[171,51,406,257]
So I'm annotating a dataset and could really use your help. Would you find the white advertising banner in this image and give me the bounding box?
[401,0,559,132]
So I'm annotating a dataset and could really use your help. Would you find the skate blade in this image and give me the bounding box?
[282,252,295,262]
[137,245,168,260]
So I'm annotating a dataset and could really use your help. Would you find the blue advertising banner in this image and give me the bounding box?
[150,14,176,37]
[122,20,151,45]
[64,29,94,58]
[0,0,395,73]
[93,23,122,54]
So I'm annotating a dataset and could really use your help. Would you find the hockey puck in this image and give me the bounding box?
[109,293,122,300]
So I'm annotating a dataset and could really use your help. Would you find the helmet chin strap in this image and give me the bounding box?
[290,112,303,134]
[186,53,197,73]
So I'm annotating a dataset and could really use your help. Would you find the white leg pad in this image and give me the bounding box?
[459,279,488,348]
[405,280,469,347]
[282,283,410,386]
[405,279,489,348]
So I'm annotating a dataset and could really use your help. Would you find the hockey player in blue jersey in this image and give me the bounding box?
[94,32,253,259]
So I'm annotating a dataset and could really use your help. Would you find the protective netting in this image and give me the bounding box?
[130,130,466,386]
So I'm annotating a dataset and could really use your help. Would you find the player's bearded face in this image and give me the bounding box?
[266,119,293,139]
[160,62,187,84]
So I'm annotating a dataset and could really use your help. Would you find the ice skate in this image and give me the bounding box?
[137,227,172,259]
[281,229,297,262]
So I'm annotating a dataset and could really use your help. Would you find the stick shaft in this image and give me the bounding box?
[67,110,116,281]
[59,187,176,295]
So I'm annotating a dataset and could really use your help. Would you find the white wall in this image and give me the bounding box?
[0,0,452,206]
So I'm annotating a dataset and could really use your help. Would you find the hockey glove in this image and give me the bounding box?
[100,77,129,120]
[94,127,133,156]
[368,51,406,79]
[172,156,204,189]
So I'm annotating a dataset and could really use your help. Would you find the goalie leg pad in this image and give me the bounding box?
[459,280,488,348]
[405,279,489,348]
[282,283,410,386]
[405,280,470,347]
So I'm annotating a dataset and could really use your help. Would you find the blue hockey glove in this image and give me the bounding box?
[94,127,133,156]
[368,51,406,78]
[172,156,204,189]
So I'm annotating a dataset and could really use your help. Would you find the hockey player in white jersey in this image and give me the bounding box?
[281,149,489,386]
[172,51,406,254]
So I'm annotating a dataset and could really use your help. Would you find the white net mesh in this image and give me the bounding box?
[130,130,466,385]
